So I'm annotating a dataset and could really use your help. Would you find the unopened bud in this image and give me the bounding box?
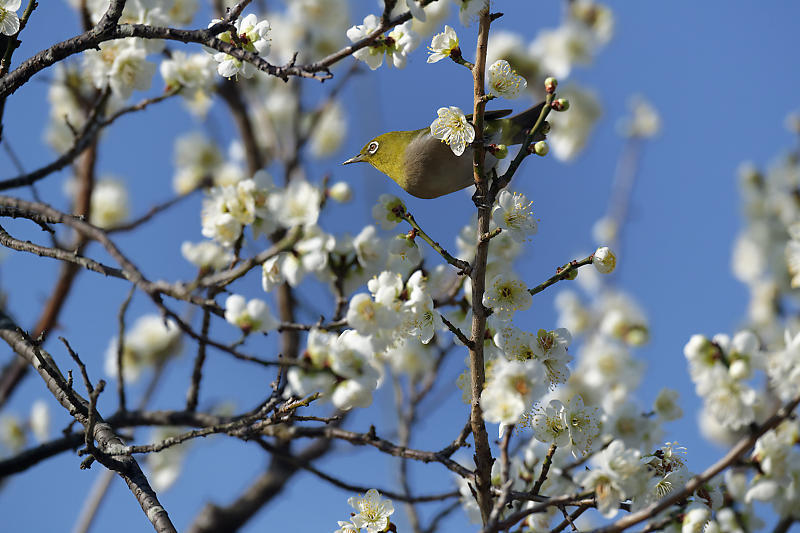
[544,77,558,93]
[533,140,549,156]
[592,246,616,274]
[552,98,570,111]
[328,181,352,203]
[490,144,508,159]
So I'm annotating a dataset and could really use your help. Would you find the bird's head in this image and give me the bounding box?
[342,131,414,185]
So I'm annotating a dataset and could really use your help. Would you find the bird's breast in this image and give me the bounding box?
[403,132,496,199]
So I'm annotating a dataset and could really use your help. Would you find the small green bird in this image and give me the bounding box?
[343,102,546,199]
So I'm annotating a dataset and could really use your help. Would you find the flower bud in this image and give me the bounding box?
[328,181,352,203]
[490,144,508,159]
[532,140,549,157]
[592,246,616,274]
[552,98,570,111]
[544,77,558,93]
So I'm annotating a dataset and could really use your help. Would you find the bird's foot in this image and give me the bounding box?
[471,189,492,210]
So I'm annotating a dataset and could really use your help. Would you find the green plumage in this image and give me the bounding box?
[343,102,546,199]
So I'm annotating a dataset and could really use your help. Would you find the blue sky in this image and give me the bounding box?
[1,1,800,531]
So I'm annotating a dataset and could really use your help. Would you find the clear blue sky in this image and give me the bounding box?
[1,1,799,531]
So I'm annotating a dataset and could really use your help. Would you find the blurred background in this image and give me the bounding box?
[1,0,799,531]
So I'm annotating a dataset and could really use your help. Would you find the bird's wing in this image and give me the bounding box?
[501,101,547,145]
[466,109,513,122]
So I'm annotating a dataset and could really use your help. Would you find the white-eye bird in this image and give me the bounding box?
[343,102,546,199]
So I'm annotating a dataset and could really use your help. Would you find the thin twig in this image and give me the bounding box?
[115,286,135,412]
[532,444,557,497]
[529,256,594,296]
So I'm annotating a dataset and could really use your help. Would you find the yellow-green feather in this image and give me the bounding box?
[359,129,421,187]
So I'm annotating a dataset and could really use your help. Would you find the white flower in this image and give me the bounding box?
[386,21,419,69]
[653,388,683,421]
[30,400,50,443]
[276,229,334,287]
[201,209,241,248]
[172,131,223,193]
[348,489,395,533]
[576,440,647,518]
[371,194,405,230]
[487,60,527,99]
[604,400,661,449]
[569,0,614,46]
[90,178,130,229]
[160,51,216,116]
[268,179,321,228]
[532,328,573,387]
[526,399,570,447]
[617,95,660,138]
[147,427,189,492]
[108,44,156,100]
[224,294,278,333]
[106,315,182,382]
[492,190,538,241]
[334,520,360,533]
[547,85,602,161]
[0,414,24,451]
[404,292,443,344]
[405,0,426,21]
[483,272,532,321]
[310,102,347,157]
[181,241,233,271]
[165,0,199,26]
[560,395,600,456]
[769,330,800,401]
[346,14,385,70]
[332,379,374,410]
[346,293,392,336]
[430,106,475,157]
[593,246,616,274]
[285,367,336,399]
[388,234,422,266]
[386,338,435,380]
[328,181,352,203]
[458,0,488,26]
[427,25,459,63]
[0,0,21,36]
[682,503,711,533]
[529,23,594,79]
[353,225,388,269]
[330,330,379,386]
[207,13,271,78]
[481,385,526,425]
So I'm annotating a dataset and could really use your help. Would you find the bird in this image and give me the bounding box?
[342,102,546,199]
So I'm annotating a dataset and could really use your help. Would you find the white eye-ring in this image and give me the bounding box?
[367,141,379,154]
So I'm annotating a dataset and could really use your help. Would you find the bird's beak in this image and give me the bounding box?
[342,153,365,165]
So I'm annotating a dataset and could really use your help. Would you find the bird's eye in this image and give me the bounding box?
[367,141,379,154]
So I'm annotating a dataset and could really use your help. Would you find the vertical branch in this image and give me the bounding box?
[467,5,496,525]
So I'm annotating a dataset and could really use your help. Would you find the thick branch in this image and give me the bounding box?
[0,309,176,533]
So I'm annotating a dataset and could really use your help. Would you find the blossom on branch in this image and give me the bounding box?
[487,59,527,99]
[430,106,475,157]
[427,25,459,63]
